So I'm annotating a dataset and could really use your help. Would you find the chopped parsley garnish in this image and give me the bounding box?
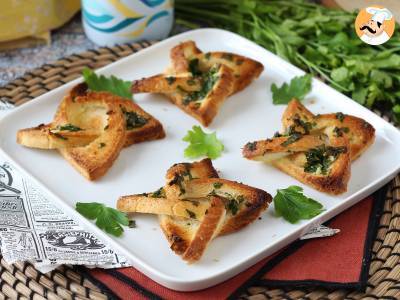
[57,124,82,132]
[225,194,245,215]
[222,53,234,61]
[150,187,166,198]
[205,52,211,60]
[166,76,176,85]
[121,107,148,130]
[213,182,223,189]
[335,112,345,122]
[76,202,131,237]
[281,133,302,147]
[169,166,193,195]
[287,116,315,135]
[182,67,219,106]
[53,133,67,140]
[245,142,257,151]
[304,145,347,175]
[189,58,202,76]
[333,126,350,137]
[128,220,136,228]
[274,186,324,224]
[186,209,196,219]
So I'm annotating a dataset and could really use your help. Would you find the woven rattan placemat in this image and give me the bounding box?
[0,42,399,300]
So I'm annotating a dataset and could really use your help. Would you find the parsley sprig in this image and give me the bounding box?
[274,186,324,224]
[82,67,132,99]
[271,74,312,105]
[183,126,224,159]
[76,202,132,237]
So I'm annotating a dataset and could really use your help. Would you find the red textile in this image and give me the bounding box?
[87,196,375,299]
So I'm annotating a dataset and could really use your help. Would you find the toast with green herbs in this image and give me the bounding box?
[243,100,374,194]
[117,158,272,263]
[131,41,264,126]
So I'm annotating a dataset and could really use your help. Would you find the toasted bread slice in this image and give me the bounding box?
[271,137,351,194]
[57,91,126,180]
[281,100,375,160]
[242,99,372,194]
[169,41,264,94]
[180,196,226,263]
[164,160,272,235]
[242,135,326,163]
[17,123,99,149]
[60,83,165,147]
[118,159,272,262]
[132,74,202,94]
[133,64,235,126]
[118,190,209,221]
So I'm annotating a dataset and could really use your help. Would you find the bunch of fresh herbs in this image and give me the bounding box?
[175,0,400,123]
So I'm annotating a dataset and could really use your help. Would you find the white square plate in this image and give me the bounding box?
[0,29,399,291]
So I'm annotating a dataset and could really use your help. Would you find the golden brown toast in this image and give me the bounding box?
[131,41,264,126]
[133,64,235,126]
[58,83,165,147]
[242,135,326,163]
[57,91,126,180]
[17,84,165,180]
[281,100,375,160]
[243,100,374,194]
[169,41,264,94]
[17,123,99,149]
[117,159,272,262]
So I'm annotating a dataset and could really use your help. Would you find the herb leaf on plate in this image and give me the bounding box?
[82,67,132,99]
[271,74,312,105]
[76,202,130,237]
[183,125,224,159]
[274,186,324,223]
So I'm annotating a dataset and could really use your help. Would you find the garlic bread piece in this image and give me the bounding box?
[164,163,272,235]
[281,100,375,160]
[243,135,327,163]
[17,123,98,149]
[58,91,126,180]
[271,137,351,195]
[170,40,264,94]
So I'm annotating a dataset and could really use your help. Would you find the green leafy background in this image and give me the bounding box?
[176,0,400,124]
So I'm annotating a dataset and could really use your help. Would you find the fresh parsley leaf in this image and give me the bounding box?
[182,126,224,159]
[271,74,312,105]
[76,202,130,237]
[274,186,324,224]
[82,67,132,99]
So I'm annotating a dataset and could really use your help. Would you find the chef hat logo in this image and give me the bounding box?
[366,7,393,24]
[355,5,395,46]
